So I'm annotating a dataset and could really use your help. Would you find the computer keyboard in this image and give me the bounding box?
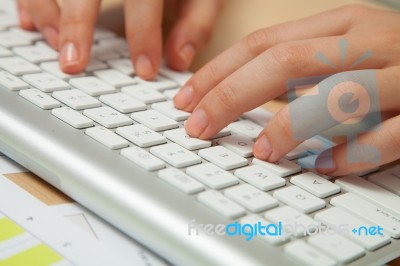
[0,1,400,265]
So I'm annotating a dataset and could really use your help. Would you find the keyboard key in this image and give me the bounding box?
[252,158,301,177]
[290,172,340,198]
[22,73,70,92]
[212,127,231,138]
[285,241,336,266]
[308,233,365,264]
[234,165,286,191]
[94,69,136,87]
[197,190,245,219]
[0,70,29,90]
[83,106,133,128]
[121,146,165,171]
[85,126,129,149]
[121,84,166,104]
[159,64,192,85]
[225,184,278,212]
[0,31,31,47]
[13,45,58,63]
[228,120,263,140]
[264,206,318,237]
[150,143,201,168]
[107,58,135,76]
[131,110,179,131]
[216,135,254,157]
[240,215,288,245]
[186,163,238,189]
[10,28,43,42]
[19,89,61,109]
[242,108,273,127]
[198,146,248,170]
[163,88,179,100]
[41,61,85,80]
[116,124,166,148]
[85,58,108,72]
[70,76,116,96]
[151,101,190,121]
[52,89,101,110]
[91,44,120,61]
[158,168,204,194]
[163,128,211,150]
[315,207,391,251]
[273,186,325,214]
[368,165,400,195]
[93,28,116,41]
[331,193,400,239]
[52,107,94,129]
[0,46,12,57]
[99,93,146,113]
[0,56,41,75]
[335,175,400,217]
[136,75,178,91]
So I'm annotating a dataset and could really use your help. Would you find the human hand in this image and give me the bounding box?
[174,5,400,176]
[17,0,223,79]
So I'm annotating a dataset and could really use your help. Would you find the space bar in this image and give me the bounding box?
[335,175,400,217]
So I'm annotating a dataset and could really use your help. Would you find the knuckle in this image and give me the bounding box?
[245,28,273,56]
[267,43,309,70]
[341,4,371,18]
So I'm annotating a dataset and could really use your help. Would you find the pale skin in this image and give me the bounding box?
[19,3,400,177]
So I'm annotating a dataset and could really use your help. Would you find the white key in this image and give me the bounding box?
[107,58,135,75]
[234,165,285,191]
[70,76,116,96]
[40,61,85,80]
[290,172,340,198]
[228,120,263,140]
[93,28,116,40]
[83,106,132,128]
[150,143,201,168]
[308,233,364,264]
[164,128,211,150]
[116,124,166,148]
[13,45,58,63]
[94,69,136,87]
[52,89,101,110]
[151,101,190,121]
[186,163,238,189]
[158,168,204,194]
[91,44,120,61]
[198,146,248,170]
[216,135,254,157]
[0,31,31,47]
[212,127,231,138]
[136,75,177,91]
[273,186,325,213]
[131,110,178,131]
[240,215,288,245]
[159,64,192,85]
[265,206,318,237]
[0,47,12,57]
[52,107,94,129]
[85,58,108,72]
[242,108,273,127]
[285,144,309,160]
[121,84,166,104]
[19,89,61,109]
[253,158,301,177]
[225,184,278,212]
[22,73,69,92]
[331,193,400,239]
[0,70,29,90]
[335,175,400,217]
[285,241,336,266]
[163,88,179,100]
[368,165,400,195]
[315,207,391,251]
[197,190,245,219]
[0,57,41,75]
[85,126,129,149]
[99,93,146,113]
[10,28,43,42]
[121,146,165,171]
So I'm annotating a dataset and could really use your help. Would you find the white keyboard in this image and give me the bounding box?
[0,1,400,265]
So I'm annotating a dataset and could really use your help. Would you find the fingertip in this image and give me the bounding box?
[173,85,194,110]
[315,149,337,175]
[18,8,36,31]
[253,135,272,161]
[42,26,59,50]
[59,42,85,74]
[135,54,158,80]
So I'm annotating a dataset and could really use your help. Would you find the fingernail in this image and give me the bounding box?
[179,43,196,69]
[254,135,272,160]
[60,42,79,67]
[316,150,337,174]
[42,26,59,50]
[174,85,193,109]
[136,54,154,78]
[186,108,208,137]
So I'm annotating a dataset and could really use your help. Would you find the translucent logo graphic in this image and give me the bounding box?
[287,39,381,168]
